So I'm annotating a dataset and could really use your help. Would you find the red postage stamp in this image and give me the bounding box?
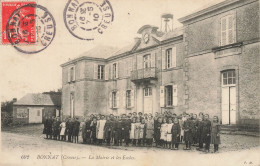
[1,1,36,44]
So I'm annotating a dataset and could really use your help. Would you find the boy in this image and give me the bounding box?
[171,118,180,150]
[145,115,154,146]
[203,114,211,153]
[183,114,193,150]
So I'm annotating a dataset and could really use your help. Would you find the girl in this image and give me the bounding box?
[145,115,154,147]
[90,117,97,144]
[160,118,168,148]
[171,118,181,150]
[60,120,66,141]
[154,117,162,147]
[134,118,141,146]
[166,118,173,149]
[130,117,136,145]
[138,118,146,146]
[211,116,221,153]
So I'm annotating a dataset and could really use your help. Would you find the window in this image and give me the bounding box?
[165,85,173,106]
[143,54,151,68]
[70,67,74,81]
[144,87,152,96]
[17,108,28,118]
[70,93,75,118]
[222,70,236,86]
[112,91,117,108]
[221,14,236,46]
[126,90,131,108]
[98,65,104,80]
[166,48,172,69]
[113,63,117,79]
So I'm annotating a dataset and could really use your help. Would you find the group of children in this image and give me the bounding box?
[43,111,221,153]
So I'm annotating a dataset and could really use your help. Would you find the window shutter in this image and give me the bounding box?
[227,15,234,44]
[137,55,143,69]
[233,15,236,43]
[115,62,119,78]
[173,85,178,106]
[109,92,112,108]
[172,47,176,68]
[128,59,132,76]
[162,50,166,69]
[221,17,227,46]
[105,65,109,80]
[160,86,165,107]
[73,66,76,81]
[122,91,126,108]
[131,90,135,108]
[93,64,97,79]
[116,91,119,108]
[110,64,113,79]
[151,52,155,67]
[68,67,71,82]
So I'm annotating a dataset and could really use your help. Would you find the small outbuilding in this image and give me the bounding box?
[13,92,61,124]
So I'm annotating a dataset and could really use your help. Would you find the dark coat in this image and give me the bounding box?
[73,120,80,136]
[114,120,122,140]
[104,120,113,139]
[90,121,97,139]
[154,120,161,141]
[121,119,131,139]
[197,120,204,142]
[202,119,211,142]
[171,123,180,144]
[183,119,193,142]
[211,122,221,144]
[46,119,53,135]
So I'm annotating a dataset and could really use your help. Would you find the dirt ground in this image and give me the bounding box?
[1,124,260,166]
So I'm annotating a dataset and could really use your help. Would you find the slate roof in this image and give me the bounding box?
[78,45,119,59]
[14,93,61,106]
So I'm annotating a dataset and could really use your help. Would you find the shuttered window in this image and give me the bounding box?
[143,54,151,69]
[97,65,104,80]
[221,14,236,46]
[68,66,75,82]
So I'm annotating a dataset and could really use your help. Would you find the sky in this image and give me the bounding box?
[0,0,224,101]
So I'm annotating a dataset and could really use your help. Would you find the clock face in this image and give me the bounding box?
[143,33,149,43]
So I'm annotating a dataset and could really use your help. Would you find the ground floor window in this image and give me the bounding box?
[126,90,131,108]
[222,70,236,85]
[112,91,117,108]
[165,85,173,106]
[144,87,152,96]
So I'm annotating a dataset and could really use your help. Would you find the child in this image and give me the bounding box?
[60,120,66,141]
[202,114,211,153]
[90,117,97,144]
[183,114,193,150]
[192,114,198,145]
[171,118,180,150]
[145,115,154,147]
[211,116,221,153]
[166,118,173,149]
[130,117,136,145]
[197,117,204,151]
[72,118,80,143]
[96,115,106,145]
[138,118,146,146]
[134,118,141,146]
[154,117,162,147]
[160,118,168,148]
[114,116,123,146]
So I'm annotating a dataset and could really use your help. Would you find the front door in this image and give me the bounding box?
[143,87,152,114]
[221,70,236,125]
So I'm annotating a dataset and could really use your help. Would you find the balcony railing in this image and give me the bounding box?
[130,67,158,82]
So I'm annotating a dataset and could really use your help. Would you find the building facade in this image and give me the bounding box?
[61,0,259,126]
[13,93,61,124]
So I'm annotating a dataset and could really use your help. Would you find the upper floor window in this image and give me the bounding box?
[165,85,173,106]
[68,66,75,82]
[113,63,117,79]
[98,65,104,80]
[143,54,151,68]
[222,70,236,86]
[166,48,172,69]
[221,14,236,46]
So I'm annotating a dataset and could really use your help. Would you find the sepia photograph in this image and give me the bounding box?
[0,0,259,166]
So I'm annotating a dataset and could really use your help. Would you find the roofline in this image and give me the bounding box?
[60,56,106,67]
[178,0,241,23]
[13,104,60,106]
[61,34,183,65]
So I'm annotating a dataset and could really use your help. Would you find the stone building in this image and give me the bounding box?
[61,0,259,126]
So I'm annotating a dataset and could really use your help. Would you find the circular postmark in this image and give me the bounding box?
[6,4,56,54]
[64,0,114,40]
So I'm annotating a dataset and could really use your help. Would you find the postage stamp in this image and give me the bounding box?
[1,1,36,44]
[64,0,114,40]
[2,2,56,54]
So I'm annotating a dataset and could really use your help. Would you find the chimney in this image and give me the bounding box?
[13,98,17,102]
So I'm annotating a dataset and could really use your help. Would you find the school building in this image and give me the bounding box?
[61,0,259,126]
